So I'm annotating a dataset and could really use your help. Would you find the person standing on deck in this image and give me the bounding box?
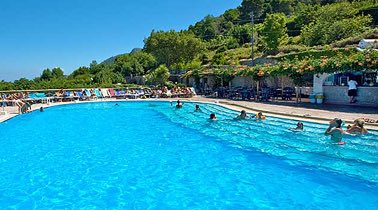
[348,77,358,103]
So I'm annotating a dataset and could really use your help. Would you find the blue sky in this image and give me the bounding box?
[0,0,242,81]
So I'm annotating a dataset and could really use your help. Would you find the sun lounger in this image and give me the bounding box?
[100,89,110,98]
[115,90,126,99]
[108,88,116,98]
[93,88,103,98]
[84,89,97,100]
[63,91,78,101]
[25,93,51,104]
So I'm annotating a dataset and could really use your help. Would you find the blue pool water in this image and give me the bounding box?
[0,101,377,209]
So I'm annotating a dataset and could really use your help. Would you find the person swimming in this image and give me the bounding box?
[236,110,249,120]
[176,100,183,108]
[40,107,44,112]
[324,118,345,144]
[115,103,119,106]
[209,113,217,121]
[195,104,201,112]
[254,112,266,120]
[346,118,368,134]
[289,121,304,131]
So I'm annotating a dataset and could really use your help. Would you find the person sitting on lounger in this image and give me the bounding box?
[176,100,183,108]
[253,112,266,120]
[289,121,304,131]
[346,118,368,134]
[325,118,345,144]
[209,113,217,121]
[236,110,249,120]
[195,104,201,112]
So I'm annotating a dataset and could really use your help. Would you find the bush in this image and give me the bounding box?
[332,28,378,48]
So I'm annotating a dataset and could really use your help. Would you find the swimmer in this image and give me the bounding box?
[324,118,345,144]
[236,110,249,120]
[115,103,119,106]
[40,107,44,112]
[195,104,201,112]
[176,100,183,108]
[253,112,266,120]
[289,121,304,131]
[346,118,368,134]
[209,113,217,121]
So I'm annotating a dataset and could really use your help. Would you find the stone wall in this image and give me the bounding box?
[323,86,378,106]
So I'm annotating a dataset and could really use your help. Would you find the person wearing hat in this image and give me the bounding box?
[325,118,345,144]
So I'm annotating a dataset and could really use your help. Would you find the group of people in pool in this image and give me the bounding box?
[174,100,369,144]
[174,100,267,121]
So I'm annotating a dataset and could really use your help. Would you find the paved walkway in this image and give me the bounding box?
[1,97,377,130]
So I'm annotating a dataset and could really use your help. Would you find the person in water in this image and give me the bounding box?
[40,107,44,112]
[195,104,201,112]
[236,110,249,119]
[176,100,183,108]
[346,118,368,134]
[254,112,266,120]
[289,121,304,131]
[209,113,217,121]
[324,118,345,144]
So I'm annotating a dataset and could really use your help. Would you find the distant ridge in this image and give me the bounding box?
[101,48,143,64]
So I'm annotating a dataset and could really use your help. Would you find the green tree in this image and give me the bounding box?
[0,80,15,91]
[146,64,170,86]
[70,66,90,78]
[239,0,268,21]
[188,15,220,41]
[41,68,53,80]
[115,51,156,77]
[228,24,253,45]
[261,13,288,54]
[300,2,373,46]
[144,30,205,67]
[13,78,35,90]
[51,67,64,78]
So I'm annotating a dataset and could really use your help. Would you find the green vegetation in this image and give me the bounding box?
[2,0,377,90]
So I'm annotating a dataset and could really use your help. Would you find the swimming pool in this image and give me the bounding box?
[0,101,377,209]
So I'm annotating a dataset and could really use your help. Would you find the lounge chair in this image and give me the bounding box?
[84,89,96,100]
[115,90,126,99]
[63,91,78,101]
[93,88,103,98]
[75,91,87,101]
[100,89,110,98]
[282,87,294,101]
[108,88,116,98]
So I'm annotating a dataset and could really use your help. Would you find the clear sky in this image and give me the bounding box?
[0,0,242,81]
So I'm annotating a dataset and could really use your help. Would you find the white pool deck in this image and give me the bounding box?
[1,96,377,131]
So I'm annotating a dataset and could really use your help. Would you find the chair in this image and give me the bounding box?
[261,88,271,102]
[282,87,294,101]
[115,90,126,99]
[100,89,110,98]
[93,88,103,98]
[108,88,116,98]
